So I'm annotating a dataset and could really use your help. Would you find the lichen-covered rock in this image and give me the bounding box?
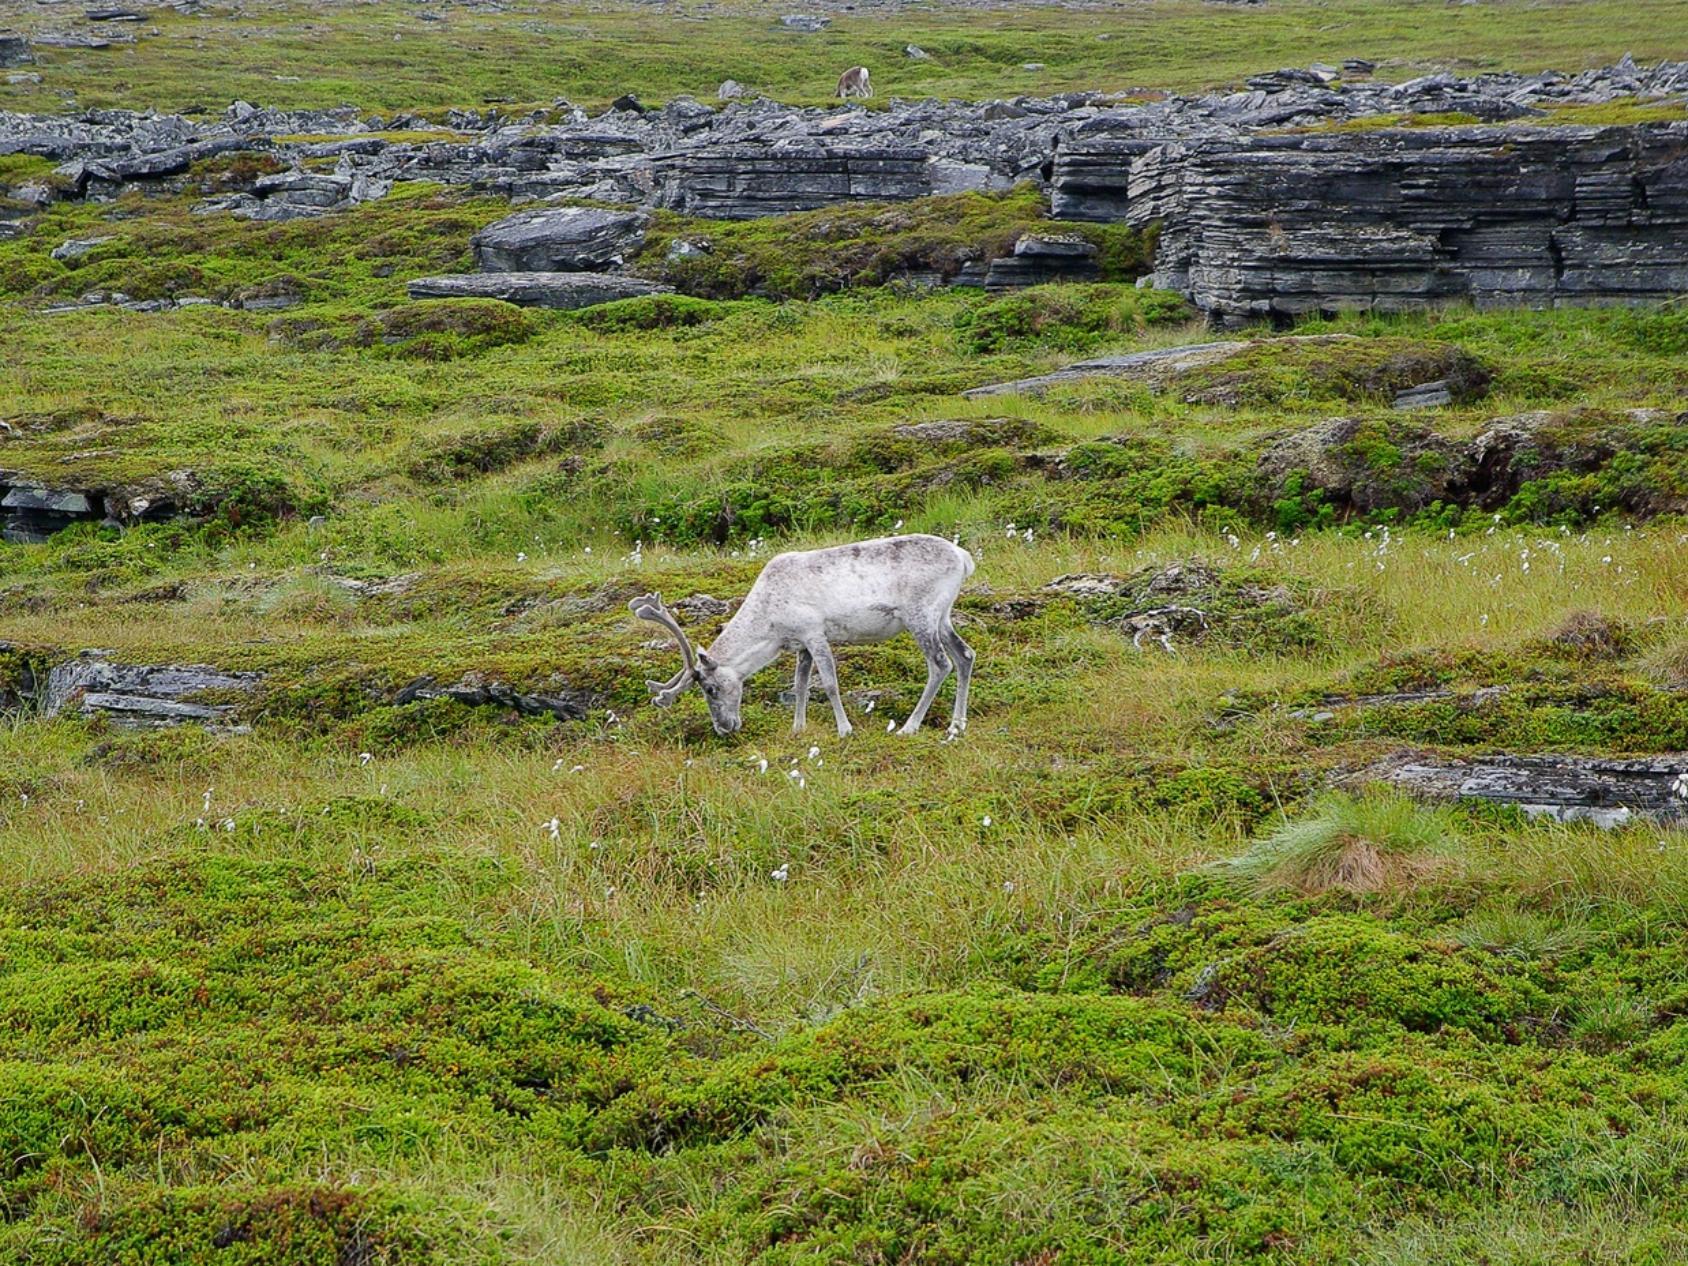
[654,146,931,218]
[407,272,673,309]
[1109,123,1688,324]
[41,656,262,729]
[1358,751,1688,826]
[0,481,101,543]
[471,205,650,272]
[0,34,33,68]
[1255,416,1468,516]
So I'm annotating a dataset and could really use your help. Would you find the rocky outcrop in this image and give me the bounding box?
[0,34,32,67]
[1254,406,1688,519]
[2,58,1684,223]
[1358,751,1688,826]
[964,340,1251,398]
[653,146,931,218]
[41,655,261,729]
[981,234,1102,290]
[471,205,650,271]
[1109,122,1688,324]
[407,271,673,309]
[393,673,594,720]
[1,484,102,543]
[0,469,200,541]
[962,334,1476,399]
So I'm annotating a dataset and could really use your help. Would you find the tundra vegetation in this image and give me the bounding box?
[1,0,1686,113]
[5,7,1688,1264]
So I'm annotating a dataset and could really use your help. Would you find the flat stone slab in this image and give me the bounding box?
[2,485,95,515]
[407,272,673,310]
[43,657,263,729]
[1358,752,1688,826]
[963,340,1249,398]
[471,205,649,273]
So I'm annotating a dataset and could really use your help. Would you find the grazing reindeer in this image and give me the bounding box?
[835,65,873,99]
[631,534,975,738]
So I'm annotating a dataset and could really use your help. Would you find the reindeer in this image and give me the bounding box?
[630,534,975,738]
[835,65,873,99]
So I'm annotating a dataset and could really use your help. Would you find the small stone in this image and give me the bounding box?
[0,34,33,68]
[905,44,929,59]
[49,236,114,262]
[779,14,829,31]
[717,79,745,100]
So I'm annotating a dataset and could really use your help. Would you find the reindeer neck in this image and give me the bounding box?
[707,608,784,677]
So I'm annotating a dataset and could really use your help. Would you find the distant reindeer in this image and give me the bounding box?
[631,534,975,738]
[835,65,873,99]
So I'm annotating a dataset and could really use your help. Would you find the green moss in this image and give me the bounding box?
[1175,337,1491,408]
[635,188,1152,300]
[954,282,1191,354]
[406,417,605,482]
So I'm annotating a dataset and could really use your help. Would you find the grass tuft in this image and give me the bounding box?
[1218,791,1464,897]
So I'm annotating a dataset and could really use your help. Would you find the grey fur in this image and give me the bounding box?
[630,533,975,737]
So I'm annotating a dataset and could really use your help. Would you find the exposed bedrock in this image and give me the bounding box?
[3,57,1683,221]
[0,471,192,542]
[407,271,673,309]
[4,59,1687,319]
[38,654,262,730]
[652,145,932,218]
[1085,122,1688,324]
[1356,751,1688,827]
[471,205,651,272]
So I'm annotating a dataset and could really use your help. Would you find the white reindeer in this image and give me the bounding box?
[630,534,975,738]
[835,66,873,99]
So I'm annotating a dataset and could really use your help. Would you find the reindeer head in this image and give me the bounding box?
[629,592,743,734]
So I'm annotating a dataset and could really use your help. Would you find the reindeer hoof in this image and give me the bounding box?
[837,722,854,739]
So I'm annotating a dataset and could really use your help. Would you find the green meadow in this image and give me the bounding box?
[5,4,1688,1258]
[2,0,1687,115]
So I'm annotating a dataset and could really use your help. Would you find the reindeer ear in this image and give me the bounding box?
[695,650,716,673]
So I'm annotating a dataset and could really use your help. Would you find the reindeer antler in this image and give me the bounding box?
[629,592,698,707]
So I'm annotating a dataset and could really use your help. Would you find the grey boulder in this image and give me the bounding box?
[471,204,650,272]
[408,271,673,309]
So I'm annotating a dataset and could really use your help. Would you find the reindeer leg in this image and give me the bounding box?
[942,621,975,734]
[806,638,852,738]
[791,648,814,733]
[899,628,952,736]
